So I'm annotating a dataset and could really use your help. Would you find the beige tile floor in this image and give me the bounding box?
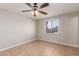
[0,40,79,56]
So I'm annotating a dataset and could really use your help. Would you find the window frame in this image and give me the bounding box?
[46,18,60,34]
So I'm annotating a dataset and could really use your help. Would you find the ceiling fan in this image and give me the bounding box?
[21,3,49,16]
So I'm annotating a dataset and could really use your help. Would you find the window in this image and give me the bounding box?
[46,18,59,33]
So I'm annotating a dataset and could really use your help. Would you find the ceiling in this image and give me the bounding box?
[0,3,79,20]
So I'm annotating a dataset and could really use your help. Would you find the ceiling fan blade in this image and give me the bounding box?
[39,10,47,15]
[21,10,32,12]
[39,3,49,9]
[26,3,32,8]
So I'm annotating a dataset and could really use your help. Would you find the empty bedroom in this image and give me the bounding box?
[0,3,79,56]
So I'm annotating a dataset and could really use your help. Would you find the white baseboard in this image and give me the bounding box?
[0,39,36,52]
[0,38,79,52]
[38,38,79,48]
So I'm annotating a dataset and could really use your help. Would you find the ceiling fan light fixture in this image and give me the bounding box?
[32,10,39,16]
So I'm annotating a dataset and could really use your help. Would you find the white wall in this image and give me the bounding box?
[37,12,79,46]
[0,8,79,50]
[0,9,36,50]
